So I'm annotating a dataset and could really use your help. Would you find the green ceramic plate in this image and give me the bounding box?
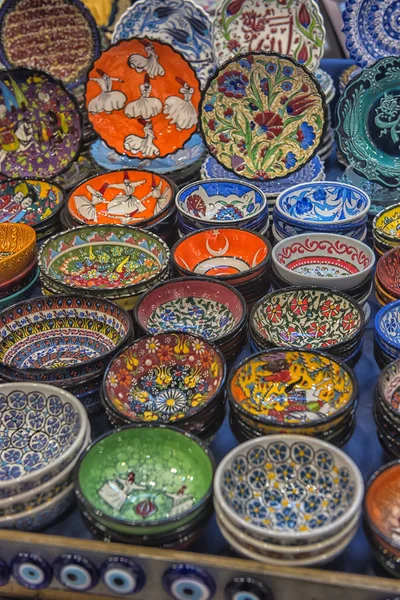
[335,56,400,188]
[75,426,214,535]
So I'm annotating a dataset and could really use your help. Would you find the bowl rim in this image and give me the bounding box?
[376,246,400,297]
[134,275,248,345]
[214,433,364,541]
[275,181,371,226]
[74,424,216,529]
[364,459,400,551]
[171,227,272,281]
[0,222,36,268]
[0,382,89,491]
[375,300,400,350]
[227,347,358,429]
[373,202,400,243]
[377,358,400,415]
[0,294,134,376]
[175,178,267,225]
[0,482,75,526]
[0,252,38,292]
[249,285,365,352]
[272,232,375,285]
[0,270,39,308]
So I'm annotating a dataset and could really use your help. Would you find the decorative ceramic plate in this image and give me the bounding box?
[112,0,215,88]
[374,203,400,242]
[0,179,64,227]
[335,57,400,188]
[0,68,82,179]
[86,38,201,160]
[68,170,174,226]
[0,0,100,89]
[200,52,326,181]
[212,0,325,72]
[82,0,131,34]
[365,463,400,549]
[342,0,400,68]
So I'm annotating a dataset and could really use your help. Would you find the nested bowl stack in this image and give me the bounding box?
[250,287,365,366]
[374,301,400,369]
[373,204,400,257]
[171,228,271,307]
[101,332,226,442]
[214,435,363,566]
[75,426,215,548]
[38,224,171,312]
[374,359,400,459]
[0,382,90,531]
[0,295,133,414]
[365,461,400,577]
[272,182,371,243]
[134,277,248,362]
[375,247,400,306]
[227,348,358,446]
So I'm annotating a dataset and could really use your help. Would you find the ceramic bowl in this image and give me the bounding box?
[373,203,400,245]
[0,269,39,310]
[102,332,226,427]
[377,359,400,422]
[214,434,364,544]
[0,296,133,383]
[376,247,400,299]
[275,182,371,227]
[0,223,37,284]
[38,225,170,296]
[0,253,38,300]
[75,425,215,536]
[376,300,400,353]
[0,383,89,499]
[272,233,375,290]
[0,179,65,230]
[272,213,368,243]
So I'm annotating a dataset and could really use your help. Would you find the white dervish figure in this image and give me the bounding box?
[124,118,160,158]
[125,73,162,119]
[74,183,107,222]
[128,41,165,79]
[88,69,127,114]
[163,77,197,131]
[106,171,147,217]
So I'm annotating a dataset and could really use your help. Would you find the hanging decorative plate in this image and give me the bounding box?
[335,56,400,188]
[0,68,82,179]
[86,38,201,160]
[112,0,215,88]
[200,52,326,181]
[82,0,131,35]
[212,0,325,72]
[342,0,400,68]
[0,179,65,227]
[0,0,100,89]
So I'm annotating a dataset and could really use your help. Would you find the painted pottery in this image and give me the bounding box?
[86,38,201,159]
[0,254,37,300]
[82,0,131,35]
[0,179,65,228]
[376,247,400,299]
[0,269,39,309]
[373,203,400,244]
[200,52,327,181]
[0,223,36,284]
[212,0,325,72]
[376,300,400,351]
[377,359,400,420]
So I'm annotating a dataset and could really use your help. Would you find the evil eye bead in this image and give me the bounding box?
[163,565,216,600]
[225,577,273,600]
[11,553,52,590]
[53,554,98,592]
[0,557,9,586]
[101,556,146,595]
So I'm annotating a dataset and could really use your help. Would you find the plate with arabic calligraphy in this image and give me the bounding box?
[86,38,201,160]
[200,52,326,181]
[0,0,100,89]
[0,179,65,228]
[68,170,175,226]
[335,57,400,188]
[212,0,325,72]
[0,68,82,179]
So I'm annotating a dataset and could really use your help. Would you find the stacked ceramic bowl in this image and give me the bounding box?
[38,225,171,312]
[0,223,38,309]
[101,332,226,442]
[172,228,271,307]
[374,360,400,459]
[250,287,365,366]
[375,247,400,306]
[75,426,215,548]
[175,179,269,236]
[0,382,90,531]
[134,277,248,362]
[373,204,400,257]
[374,301,400,369]
[227,349,358,446]
[0,296,133,414]
[271,233,375,313]
[214,435,363,566]
[365,461,400,577]
[272,182,371,243]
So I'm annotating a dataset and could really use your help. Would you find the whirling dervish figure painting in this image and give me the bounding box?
[124,118,160,158]
[88,69,127,114]
[163,77,197,131]
[128,41,165,79]
[125,73,162,119]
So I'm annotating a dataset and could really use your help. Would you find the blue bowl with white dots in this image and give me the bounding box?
[214,434,363,545]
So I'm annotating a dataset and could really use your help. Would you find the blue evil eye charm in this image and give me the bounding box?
[163,564,216,600]
[225,577,272,600]
[11,553,52,590]
[53,554,98,592]
[0,558,9,586]
[101,556,146,595]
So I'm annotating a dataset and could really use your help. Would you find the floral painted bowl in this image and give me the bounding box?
[376,301,400,352]
[250,287,364,352]
[376,247,400,298]
[75,425,215,536]
[0,296,133,383]
[373,203,400,244]
[38,225,170,296]
[377,359,400,421]
[102,332,226,426]
[0,223,37,284]
[272,233,375,290]
[175,179,267,227]
[0,178,65,229]
[0,382,89,498]
[214,434,363,544]
[275,182,371,227]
